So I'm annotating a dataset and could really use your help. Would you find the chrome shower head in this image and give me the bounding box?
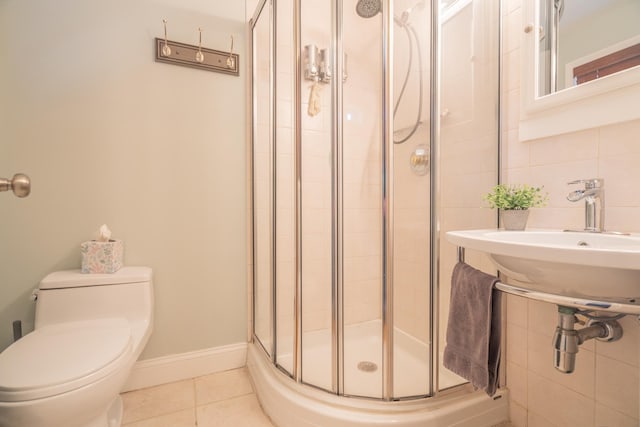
[401,1,426,22]
[356,0,381,18]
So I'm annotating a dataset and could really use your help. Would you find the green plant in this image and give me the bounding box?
[484,184,548,210]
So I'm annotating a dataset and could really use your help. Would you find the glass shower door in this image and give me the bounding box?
[299,0,335,392]
[252,0,274,358]
[341,0,385,399]
[438,0,501,391]
[275,0,297,378]
[250,0,501,401]
[391,0,432,398]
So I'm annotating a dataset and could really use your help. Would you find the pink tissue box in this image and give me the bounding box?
[80,240,124,274]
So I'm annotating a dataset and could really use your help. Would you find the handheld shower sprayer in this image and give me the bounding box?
[355,0,427,144]
[355,0,426,22]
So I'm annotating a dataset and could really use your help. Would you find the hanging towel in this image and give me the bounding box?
[443,262,502,396]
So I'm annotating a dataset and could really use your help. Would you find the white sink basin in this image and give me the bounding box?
[446,229,640,301]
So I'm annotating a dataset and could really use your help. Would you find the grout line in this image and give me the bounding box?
[122,407,197,427]
[192,377,199,407]
[195,391,258,410]
[121,378,198,426]
[193,377,199,425]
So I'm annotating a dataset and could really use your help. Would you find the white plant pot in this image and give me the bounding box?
[500,209,530,231]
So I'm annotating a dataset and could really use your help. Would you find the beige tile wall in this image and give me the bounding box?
[299,1,335,335]
[266,0,385,343]
[502,0,640,425]
[391,0,432,345]
[439,0,501,361]
[342,0,385,328]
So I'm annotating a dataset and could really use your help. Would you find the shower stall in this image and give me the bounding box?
[248,0,503,424]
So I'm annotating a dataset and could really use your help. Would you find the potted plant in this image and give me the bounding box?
[484,184,548,230]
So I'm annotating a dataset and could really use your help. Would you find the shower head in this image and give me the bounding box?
[406,1,427,16]
[398,0,426,24]
[356,0,426,24]
[356,0,381,18]
[555,0,565,20]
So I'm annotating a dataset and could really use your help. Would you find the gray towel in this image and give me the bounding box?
[443,262,502,396]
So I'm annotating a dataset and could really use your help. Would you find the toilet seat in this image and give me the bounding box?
[0,318,132,402]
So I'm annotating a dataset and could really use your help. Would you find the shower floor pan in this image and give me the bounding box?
[275,320,465,397]
[248,320,508,427]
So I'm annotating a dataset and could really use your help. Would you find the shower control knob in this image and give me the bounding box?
[0,173,31,198]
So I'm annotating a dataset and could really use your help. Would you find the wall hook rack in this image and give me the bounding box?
[155,38,239,76]
[155,21,239,76]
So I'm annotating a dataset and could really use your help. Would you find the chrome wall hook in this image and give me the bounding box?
[226,35,235,68]
[161,19,171,56]
[196,27,205,63]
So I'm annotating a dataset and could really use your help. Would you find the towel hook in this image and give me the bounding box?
[161,19,171,56]
[226,35,235,68]
[195,27,205,63]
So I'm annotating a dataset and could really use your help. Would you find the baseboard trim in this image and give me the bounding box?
[123,342,247,392]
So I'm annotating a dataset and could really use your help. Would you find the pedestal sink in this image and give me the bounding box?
[446,229,640,312]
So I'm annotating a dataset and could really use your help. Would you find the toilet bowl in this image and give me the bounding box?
[0,266,154,427]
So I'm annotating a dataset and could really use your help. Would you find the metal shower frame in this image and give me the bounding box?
[249,0,447,401]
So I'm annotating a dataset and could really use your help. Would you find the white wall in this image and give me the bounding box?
[0,0,247,360]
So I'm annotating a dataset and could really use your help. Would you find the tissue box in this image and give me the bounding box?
[80,240,123,274]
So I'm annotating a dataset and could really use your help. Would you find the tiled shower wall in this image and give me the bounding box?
[298,0,386,334]
[270,0,386,343]
[438,0,500,360]
[502,0,640,425]
[391,0,431,344]
[342,0,384,328]
[273,0,431,340]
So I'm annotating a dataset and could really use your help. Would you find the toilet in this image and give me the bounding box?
[0,266,154,427]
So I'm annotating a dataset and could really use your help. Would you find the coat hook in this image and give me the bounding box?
[196,27,205,63]
[161,19,171,56]
[226,35,235,68]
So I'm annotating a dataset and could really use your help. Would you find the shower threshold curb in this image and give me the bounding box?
[246,342,508,427]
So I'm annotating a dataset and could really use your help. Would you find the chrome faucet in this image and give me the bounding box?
[566,178,604,232]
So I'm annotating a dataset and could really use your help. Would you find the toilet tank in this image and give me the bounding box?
[34,267,153,330]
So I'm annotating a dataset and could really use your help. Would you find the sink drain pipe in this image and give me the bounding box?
[552,306,623,373]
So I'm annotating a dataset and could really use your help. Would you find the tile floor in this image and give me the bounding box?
[122,367,513,427]
[121,367,274,427]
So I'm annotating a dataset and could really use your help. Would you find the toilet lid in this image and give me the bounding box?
[0,318,132,402]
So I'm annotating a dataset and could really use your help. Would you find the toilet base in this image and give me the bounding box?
[83,395,123,427]
[107,395,123,427]
[0,366,131,427]
[82,395,124,427]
